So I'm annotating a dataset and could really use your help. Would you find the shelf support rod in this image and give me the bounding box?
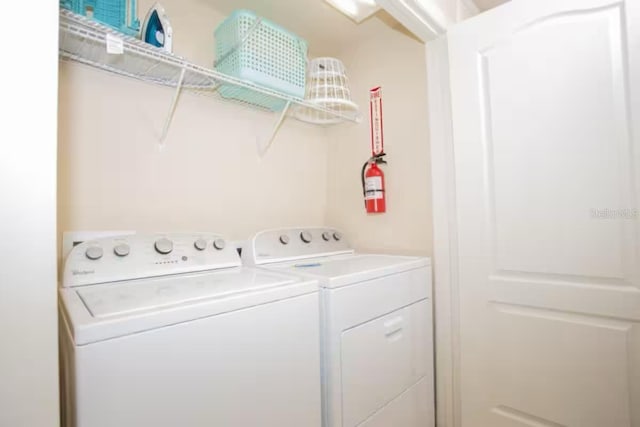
[258,101,291,158]
[160,66,186,144]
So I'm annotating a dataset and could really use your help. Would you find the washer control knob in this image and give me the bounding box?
[300,231,312,243]
[154,238,173,255]
[113,244,130,257]
[213,239,226,250]
[85,246,103,260]
[333,232,343,241]
[279,235,290,245]
[322,232,331,241]
[194,239,207,251]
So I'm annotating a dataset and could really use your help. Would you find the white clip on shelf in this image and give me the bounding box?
[58,10,361,152]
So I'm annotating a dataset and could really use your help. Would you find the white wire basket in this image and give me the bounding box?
[295,57,359,125]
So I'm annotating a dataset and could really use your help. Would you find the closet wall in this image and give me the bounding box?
[58,0,433,258]
[325,17,433,256]
[58,0,330,251]
[2,2,60,426]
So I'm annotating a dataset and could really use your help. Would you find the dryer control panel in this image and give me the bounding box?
[243,227,353,266]
[63,233,240,287]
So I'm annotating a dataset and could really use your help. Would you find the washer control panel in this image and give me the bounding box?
[63,233,240,287]
[243,227,352,265]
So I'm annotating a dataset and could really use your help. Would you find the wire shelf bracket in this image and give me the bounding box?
[160,66,186,144]
[257,101,291,158]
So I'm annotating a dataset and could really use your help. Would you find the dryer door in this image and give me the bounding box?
[340,299,431,426]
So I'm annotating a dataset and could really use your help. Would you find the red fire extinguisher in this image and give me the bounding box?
[362,86,387,214]
[362,154,387,213]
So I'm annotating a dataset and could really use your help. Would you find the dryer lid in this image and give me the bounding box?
[270,254,430,288]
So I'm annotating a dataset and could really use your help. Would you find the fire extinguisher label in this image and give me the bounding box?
[365,176,384,200]
[369,87,384,156]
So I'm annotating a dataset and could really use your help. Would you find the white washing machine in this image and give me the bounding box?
[59,232,322,427]
[242,227,434,427]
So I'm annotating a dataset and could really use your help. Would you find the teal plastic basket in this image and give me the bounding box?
[60,0,140,36]
[214,10,308,111]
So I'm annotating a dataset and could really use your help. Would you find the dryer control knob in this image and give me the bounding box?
[194,239,207,251]
[322,232,331,241]
[213,239,226,250]
[279,235,290,245]
[333,232,343,241]
[300,231,312,243]
[154,238,173,255]
[113,244,130,257]
[85,246,103,260]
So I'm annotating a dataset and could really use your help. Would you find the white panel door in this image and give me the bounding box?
[448,0,640,425]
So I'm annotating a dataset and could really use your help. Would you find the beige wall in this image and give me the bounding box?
[58,0,329,252]
[325,19,433,256]
[59,1,432,258]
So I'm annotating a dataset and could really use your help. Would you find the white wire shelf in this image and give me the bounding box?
[58,9,361,127]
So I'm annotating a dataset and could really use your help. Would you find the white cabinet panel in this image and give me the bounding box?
[341,300,430,426]
[359,377,434,427]
[71,294,321,427]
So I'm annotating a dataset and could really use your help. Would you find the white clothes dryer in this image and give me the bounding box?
[242,227,435,427]
[59,232,321,427]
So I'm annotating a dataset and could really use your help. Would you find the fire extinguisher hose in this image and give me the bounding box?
[361,160,369,208]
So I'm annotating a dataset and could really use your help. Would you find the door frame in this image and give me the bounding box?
[377,4,463,426]
[427,35,460,427]
[374,2,473,426]
[376,0,448,41]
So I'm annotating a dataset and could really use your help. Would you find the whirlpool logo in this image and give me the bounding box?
[72,270,95,276]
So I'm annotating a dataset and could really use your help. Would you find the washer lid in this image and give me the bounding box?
[76,268,297,318]
[270,254,430,288]
[60,267,318,345]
